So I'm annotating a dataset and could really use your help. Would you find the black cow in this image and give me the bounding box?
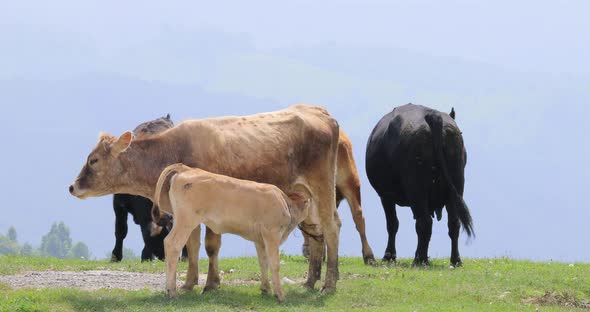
[365,104,474,266]
[111,114,186,262]
[112,194,168,261]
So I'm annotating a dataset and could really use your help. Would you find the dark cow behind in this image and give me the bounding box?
[111,114,186,262]
[365,104,473,266]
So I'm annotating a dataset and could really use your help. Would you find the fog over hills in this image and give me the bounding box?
[1,0,588,261]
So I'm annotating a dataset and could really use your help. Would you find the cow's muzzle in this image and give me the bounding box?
[69,183,88,199]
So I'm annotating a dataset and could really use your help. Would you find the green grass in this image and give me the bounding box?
[1,255,589,311]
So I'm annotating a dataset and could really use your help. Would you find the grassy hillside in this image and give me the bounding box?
[0,255,588,311]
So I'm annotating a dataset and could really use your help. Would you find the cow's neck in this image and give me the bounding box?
[118,134,187,199]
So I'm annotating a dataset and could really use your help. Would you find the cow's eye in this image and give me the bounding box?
[89,158,99,166]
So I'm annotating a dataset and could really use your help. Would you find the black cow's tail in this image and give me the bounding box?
[150,163,187,236]
[424,111,474,237]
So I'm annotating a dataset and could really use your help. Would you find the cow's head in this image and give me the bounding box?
[133,114,173,138]
[69,131,133,199]
[69,115,174,199]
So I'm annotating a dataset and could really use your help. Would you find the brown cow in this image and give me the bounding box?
[69,104,341,293]
[303,131,376,265]
[151,163,312,303]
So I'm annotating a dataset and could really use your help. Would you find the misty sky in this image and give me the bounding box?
[1,0,588,262]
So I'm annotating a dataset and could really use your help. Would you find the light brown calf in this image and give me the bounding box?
[151,164,311,303]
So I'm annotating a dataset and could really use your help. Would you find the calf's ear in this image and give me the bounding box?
[111,131,133,156]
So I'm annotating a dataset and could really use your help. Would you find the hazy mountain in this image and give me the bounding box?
[1,1,589,261]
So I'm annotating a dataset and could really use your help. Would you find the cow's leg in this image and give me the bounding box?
[446,153,467,267]
[338,184,376,265]
[164,223,194,298]
[302,228,324,290]
[111,199,128,262]
[301,234,310,259]
[140,224,155,261]
[203,227,221,293]
[263,234,284,304]
[411,200,433,266]
[151,230,167,261]
[448,214,462,267]
[254,241,271,296]
[181,224,201,291]
[322,208,341,293]
[380,197,399,263]
[305,168,339,293]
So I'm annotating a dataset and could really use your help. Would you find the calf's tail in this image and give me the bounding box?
[151,163,189,234]
[424,111,474,237]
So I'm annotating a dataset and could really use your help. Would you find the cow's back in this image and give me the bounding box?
[366,103,464,204]
[366,105,422,199]
[173,104,339,191]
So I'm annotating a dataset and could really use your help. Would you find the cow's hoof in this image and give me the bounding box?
[261,288,271,296]
[166,289,177,299]
[181,283,195,291]
[451,260,463,268]
[110,255,121,263]
[382,252,396,264]
[412,258,430,267]
[320,286,336,295]
[276,294,286,304]
[364,255,377,266]
[202,284,220,293]
[302,282,315,291]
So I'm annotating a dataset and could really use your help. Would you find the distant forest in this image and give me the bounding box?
[0,222,92,260]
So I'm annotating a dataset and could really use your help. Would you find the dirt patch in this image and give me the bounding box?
[523,291,590,309]
[0,270,264,291]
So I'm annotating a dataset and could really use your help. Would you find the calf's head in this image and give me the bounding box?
[69,131,133,199]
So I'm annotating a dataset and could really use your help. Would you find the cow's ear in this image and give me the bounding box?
[450,107,456,120]
[111,131,133,156]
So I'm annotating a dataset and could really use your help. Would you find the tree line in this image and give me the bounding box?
[0,222,91,259]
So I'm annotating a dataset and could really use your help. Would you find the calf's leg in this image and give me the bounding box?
[203,227,222,292]
[255,242,271,295]
[182,225,202,291]
[263,234,284,304]
[164,223,196,298]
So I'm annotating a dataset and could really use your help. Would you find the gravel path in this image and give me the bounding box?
[0,270,301,291]
[0,270,206,291]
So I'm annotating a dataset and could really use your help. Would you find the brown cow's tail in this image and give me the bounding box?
[150,163,188,236]
[424,111,474,237]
